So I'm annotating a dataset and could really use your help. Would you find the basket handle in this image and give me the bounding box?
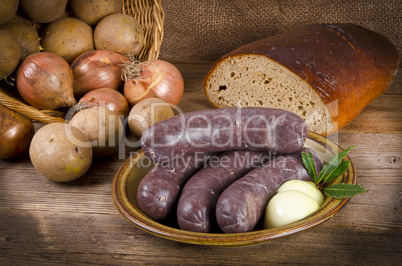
[0,87,65,123]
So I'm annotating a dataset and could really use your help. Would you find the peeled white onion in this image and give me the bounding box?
[264,190,320,228]
[277,179,324,206]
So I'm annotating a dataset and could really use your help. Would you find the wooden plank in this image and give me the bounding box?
[0,63,401,265]
[1,209,401,265]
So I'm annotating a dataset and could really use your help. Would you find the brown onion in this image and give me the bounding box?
[123,59,184,106]
[76,88,130,117]
[0,103,35,159]
[16,52,76,110]
[71,49,130,97]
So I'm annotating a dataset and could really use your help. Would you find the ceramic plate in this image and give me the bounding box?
[111,131,356,247]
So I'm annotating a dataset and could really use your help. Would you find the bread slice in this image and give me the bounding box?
[204,24,399,135]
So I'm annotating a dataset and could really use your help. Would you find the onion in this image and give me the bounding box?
[71,49,130,97]
[276,180,324,206]
[16,52,76,110]
[264,190,320,228]
[76,88,130,117]
[122,59,184,106]
[264,180,323,228]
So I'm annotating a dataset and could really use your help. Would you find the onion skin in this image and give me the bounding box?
[77,88,130,117]
[124,59,184,106]
[16,52,76,110]
[0,103,35,159]
[71,50,130,97]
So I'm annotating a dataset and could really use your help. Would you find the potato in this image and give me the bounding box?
[29,123,93,182]
[94,13,144,56]
[41,17,94,64]
[20,0,67,24]
[69,107,123,158]
[128,98,174,139]
[0,103,35,160]
[71,0,121,27]
[0,0,18,25]
[0,22,40,59]
[0,30,20,79]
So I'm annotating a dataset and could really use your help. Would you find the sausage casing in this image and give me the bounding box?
[215,148,323,233]
[141,107,308,162]
[137,153,210,220]
[176,150,272,232]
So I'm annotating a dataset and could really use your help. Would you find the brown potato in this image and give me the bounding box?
[0,22,40,59]
[128,98,174,139]
[29,123,93,182]
[20,0,67,24]
[94,13,144,56]
[41,17,94,64]
[69,107,123,158]
[0,0,18,25]
[0,30,20,79]
[71,0,121,26]
[0,103,35,159]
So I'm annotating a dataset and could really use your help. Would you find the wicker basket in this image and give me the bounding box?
[0,0,164,124]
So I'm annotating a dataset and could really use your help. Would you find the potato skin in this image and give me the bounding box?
[69,107,123,158]
[0,30,20,79]
[94,13,145,56]
[0,103,35,159]
[29,123,92,182]
[128,98,174,139]
[0,22,40,59]
[0,0,19,25]
[41,17,94,64]
[71,0,121,26]
[20,0,67,24]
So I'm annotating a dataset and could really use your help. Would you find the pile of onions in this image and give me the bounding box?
[75,88,130,117]
[16,52,76,110]
[122,59,184,106]
[71,50,130,97]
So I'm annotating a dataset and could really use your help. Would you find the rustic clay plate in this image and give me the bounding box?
[111,131,356,247]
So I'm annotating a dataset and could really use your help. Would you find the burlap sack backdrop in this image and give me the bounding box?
[159,0,401,61]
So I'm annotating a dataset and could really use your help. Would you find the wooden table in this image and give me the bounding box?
[1,62,401,265]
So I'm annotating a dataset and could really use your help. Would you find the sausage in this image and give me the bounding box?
[0,103,35,159]
[141,107,308,162]
[137,153,211,220]
[176,150,272,232]
[215,148,323,233]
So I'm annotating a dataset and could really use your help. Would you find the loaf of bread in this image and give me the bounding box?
[204,24,399,135]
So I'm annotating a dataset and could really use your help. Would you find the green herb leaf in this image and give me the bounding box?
[317,146,355,184]
[323,183,367,199]
[322,161,351,184]
[302,151,318,183]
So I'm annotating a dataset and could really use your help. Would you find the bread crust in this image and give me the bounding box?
[204,24,399,135]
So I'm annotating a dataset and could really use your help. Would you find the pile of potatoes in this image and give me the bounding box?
[30,107,123,182]
[0,0,177,182]
[27,97,174,182]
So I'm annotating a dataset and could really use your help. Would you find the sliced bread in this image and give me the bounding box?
[203,24,399,135]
